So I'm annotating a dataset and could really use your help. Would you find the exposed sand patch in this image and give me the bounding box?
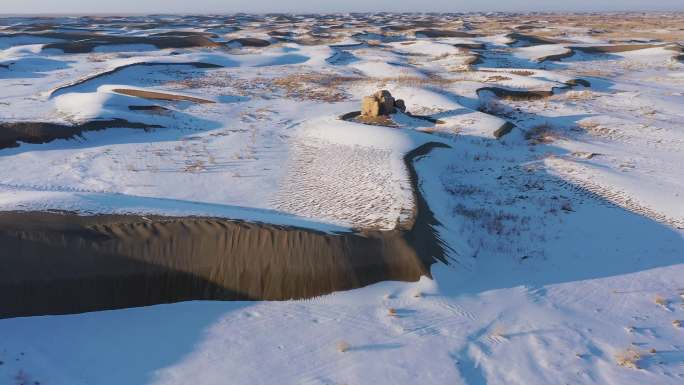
[0,119,161,149]
[415,29,478,38]
[571,43,670,54]
[506,33,568,47]
[112,88,215,104]
[38,33,222,53]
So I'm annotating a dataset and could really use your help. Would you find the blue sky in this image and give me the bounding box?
[3,0,684,14]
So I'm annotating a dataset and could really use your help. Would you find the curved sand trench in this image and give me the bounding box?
[476,79,591,103]
[474,80,589,138]
[49,61,222,97]
[0,142,450,318]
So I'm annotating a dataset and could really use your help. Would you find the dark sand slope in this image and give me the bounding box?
[0,143,450,318]
[477,86,554,100]
[0,31,221,53]
[227,38,271,47]
[453,42,485,50]
[571,43,669,54]
[537,49,575,63]
[112,88,215,104]
[506,33,567,47]
[415,29,478,38]
[0,119,161,149]
[44,34,222,53]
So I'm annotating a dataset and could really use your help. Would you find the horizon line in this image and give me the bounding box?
[2,10,684,17]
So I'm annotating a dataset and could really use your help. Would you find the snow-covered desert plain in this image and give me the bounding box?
[0,12,683,385]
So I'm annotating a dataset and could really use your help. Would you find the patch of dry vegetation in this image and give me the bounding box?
[525,122,564,144]
[615,347,642,369]
[336,340,350,353]
[509,70,535,76]
[655,295,669,309]
[556,90,598,101]
[484,75,513,83]
[577,120,624,140]
[271,74,355,102]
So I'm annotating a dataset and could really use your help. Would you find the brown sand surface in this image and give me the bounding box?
[112,88,215,104]
[506,33,568,46]
[571,43,668,54]
[415,29,477,38]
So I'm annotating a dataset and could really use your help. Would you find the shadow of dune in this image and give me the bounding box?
[0,297,245,385]
[348,343,404,352]
[419,131,684,295]
[0,57,73,79]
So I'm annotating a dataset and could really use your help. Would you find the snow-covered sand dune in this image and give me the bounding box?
[0,12,683,385]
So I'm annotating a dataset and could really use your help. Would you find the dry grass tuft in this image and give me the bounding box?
[479,98,510,117]
[489,325,506,339]
[387,308,397,317]
[271,74,356,102]
[509,69,535,76]
[183,160,205,173]
[336,340,350,353]
[673,320,682,329]
[372,74,464,88]
[571,68,616,78]
[525,122,562,144]
[655,295,668,308]
[615,347,642,369]
[484,75,512,83]
[560,90,597,101]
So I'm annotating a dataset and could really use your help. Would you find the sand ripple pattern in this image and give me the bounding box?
[552,166,684,230]
[272,140,413,230]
